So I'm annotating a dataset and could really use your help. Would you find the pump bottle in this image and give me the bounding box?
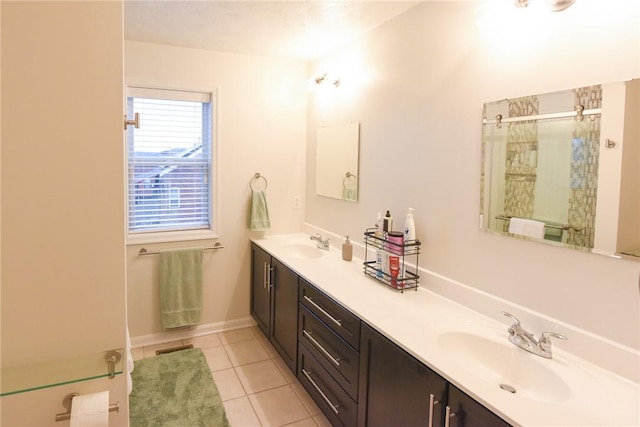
[342,235,353,261]
[404,208,416,242]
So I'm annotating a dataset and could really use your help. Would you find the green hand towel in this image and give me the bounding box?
[342,186,357,202]
[159,247,204,329]
[250,189,271,231]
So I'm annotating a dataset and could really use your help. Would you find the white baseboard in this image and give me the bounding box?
[130,316,257,349]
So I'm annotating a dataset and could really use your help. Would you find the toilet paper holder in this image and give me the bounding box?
[55,393,119,422]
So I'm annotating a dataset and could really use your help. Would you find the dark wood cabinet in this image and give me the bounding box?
[299,279,361,350]
[358,323,447,427]
[299,342,359,427]
[250,243,271,335]
[299,304,360,400]
[446,385,511,427]
[297,278,361,427]
[358,323,511,427]
[270,257,299,371]
[250,243,298,372]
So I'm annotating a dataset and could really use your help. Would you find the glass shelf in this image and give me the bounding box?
[1,349,124,397]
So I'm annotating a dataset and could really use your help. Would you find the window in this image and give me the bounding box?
[126,87,215,240]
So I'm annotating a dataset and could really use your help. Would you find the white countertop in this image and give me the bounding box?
[252,233,640,427]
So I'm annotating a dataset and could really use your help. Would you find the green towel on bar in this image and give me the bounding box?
[250,189,271,231]
[159,247,204,329]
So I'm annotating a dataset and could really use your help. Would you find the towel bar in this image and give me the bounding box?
[495,215,582,232]
[138,243,223,256]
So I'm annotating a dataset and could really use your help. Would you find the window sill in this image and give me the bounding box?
[126,229,219,246]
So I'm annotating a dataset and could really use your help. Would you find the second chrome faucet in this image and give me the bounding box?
[501,311,567,359]
[310,233,330,250]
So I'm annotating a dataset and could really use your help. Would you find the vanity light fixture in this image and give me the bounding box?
[314,73,340,88]
[515,0,576,12]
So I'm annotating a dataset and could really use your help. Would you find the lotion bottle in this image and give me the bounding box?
[342,235,353,261]
[374,212,383,238]
[404,208,416,242]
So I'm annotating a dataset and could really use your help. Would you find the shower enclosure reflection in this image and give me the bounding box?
[480,80,639,259]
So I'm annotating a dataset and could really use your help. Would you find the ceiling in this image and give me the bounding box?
[124,1,422,61]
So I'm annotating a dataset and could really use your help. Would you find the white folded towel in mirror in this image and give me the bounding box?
[508,217,546,239]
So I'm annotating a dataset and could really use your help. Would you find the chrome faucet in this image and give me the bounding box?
[501,311,567,359]
[310,233,330,250]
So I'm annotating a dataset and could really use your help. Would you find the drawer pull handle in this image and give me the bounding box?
[303,330,341,367]
[302,368,340,415]
[303,295,343,328]
[428,393,440,427]
[444,406,456,427]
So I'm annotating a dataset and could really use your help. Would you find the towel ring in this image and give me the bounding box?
[342,172,357,189]
[250,173,268,191]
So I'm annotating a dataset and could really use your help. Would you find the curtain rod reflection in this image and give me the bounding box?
[485,107,601,128]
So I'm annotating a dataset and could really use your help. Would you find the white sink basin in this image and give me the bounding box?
[280,243,324,260]
[437,331,572,403]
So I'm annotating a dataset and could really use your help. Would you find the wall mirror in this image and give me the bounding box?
[480,80,639,260]
[316,121,360,201]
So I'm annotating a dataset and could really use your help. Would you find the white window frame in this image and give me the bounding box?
[125,84,219,245]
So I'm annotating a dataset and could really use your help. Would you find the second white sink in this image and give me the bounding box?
[437,330,572,403]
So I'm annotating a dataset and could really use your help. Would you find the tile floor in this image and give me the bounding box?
[131,326,332,427]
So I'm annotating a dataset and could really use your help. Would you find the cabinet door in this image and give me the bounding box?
[446,385,511,427]
[271,257,299,372]
[358,323,447,427]
[250,244,272,336]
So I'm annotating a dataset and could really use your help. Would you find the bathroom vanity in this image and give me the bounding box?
[250,234,638,427]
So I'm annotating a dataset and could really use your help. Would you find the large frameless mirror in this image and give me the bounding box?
[315,121,360,202]
[480,80,639,260]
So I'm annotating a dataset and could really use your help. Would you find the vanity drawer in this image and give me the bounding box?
[299,304,359,401]
[299,279,361,350]
[298,344,357,427]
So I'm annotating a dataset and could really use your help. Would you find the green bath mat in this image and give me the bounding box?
[129,348,230,427]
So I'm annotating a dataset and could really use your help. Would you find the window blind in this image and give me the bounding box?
[126,87,213,233]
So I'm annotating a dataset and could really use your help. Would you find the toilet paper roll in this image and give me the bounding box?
[70,391,110,427]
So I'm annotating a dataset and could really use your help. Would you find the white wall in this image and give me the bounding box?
[124,41,308,340]
[305,0,640,377]
[1,2,128,425]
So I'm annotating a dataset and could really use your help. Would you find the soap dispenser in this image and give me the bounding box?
[383,210,393,233]
[342,235,353,261]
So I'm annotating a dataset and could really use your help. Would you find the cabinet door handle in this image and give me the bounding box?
[303,329,341,367]
[428,393,440,427]
[303,295,342,328]
[301,368,340,415]
[263,262,268,289]
[444,406,456,427]
[264,263,273,291]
